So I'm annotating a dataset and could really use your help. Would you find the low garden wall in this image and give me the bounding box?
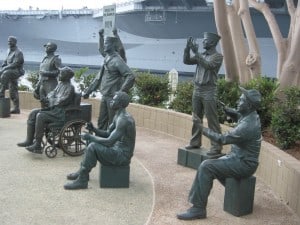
[19,91,300,218]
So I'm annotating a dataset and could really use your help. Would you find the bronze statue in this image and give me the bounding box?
[17,66,75,154]
[183,32,223,155]
[64,91,136,190]
[82,36,135,130]
[34,42,62,108]
[0,36,25,114]
[177,87,262,220]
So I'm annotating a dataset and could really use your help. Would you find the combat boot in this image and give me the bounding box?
[17,125,35,147]
[64,167,89,190]
[66,168,89,181]
[25,136,43,154]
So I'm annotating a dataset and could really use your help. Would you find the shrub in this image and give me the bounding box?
[243,77,278,129]
[133,71,170,107]
[73,67,97,94]
[169,81,193,114]
[26,71,39,90]
[271,87,300,149]
[216,79,240,123]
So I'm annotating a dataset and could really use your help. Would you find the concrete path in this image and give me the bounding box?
[0,111,299,225]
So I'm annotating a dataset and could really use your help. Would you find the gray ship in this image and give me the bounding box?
[0,0,291,77]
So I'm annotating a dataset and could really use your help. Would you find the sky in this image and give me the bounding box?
[0,0,126,10]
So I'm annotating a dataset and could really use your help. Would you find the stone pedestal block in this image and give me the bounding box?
[177,147,225,169]
[224,176,256,217]
[99,165,130,188]
[0,98,10,118]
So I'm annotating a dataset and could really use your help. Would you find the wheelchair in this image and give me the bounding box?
[42,93,92,158]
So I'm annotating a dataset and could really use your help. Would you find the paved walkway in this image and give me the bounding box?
[0,111,299,225]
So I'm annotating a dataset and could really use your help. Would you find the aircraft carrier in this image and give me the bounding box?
[0,0,291,77]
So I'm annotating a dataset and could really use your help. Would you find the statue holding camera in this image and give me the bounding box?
[183,32,223,155]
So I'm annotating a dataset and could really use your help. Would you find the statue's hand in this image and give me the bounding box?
[82,92,89,99]
[99,28,104,37]
[80,132,91,141]
[186,37,193,48]
[191,43,198,54]
[85,122,94,132]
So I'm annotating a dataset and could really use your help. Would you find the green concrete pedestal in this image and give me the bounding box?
[224,176,256,217]
[177,147,225,169]
[0,98,10,118]
[99,165,130,188]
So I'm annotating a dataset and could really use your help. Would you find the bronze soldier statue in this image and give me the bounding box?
[0,36,25,114]
[82,36,135,130]
[177,87,262,220]
[17,67,75,154]
[183,32,223,155]
[34,42,62,108]
[64,91,136,190]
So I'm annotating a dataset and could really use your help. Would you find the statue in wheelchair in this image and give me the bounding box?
[43,92,92,158]
[17,66,92,158]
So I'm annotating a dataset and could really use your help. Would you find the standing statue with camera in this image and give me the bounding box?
[183,32,223,155]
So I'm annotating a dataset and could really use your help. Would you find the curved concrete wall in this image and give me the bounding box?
[18,91,300,218]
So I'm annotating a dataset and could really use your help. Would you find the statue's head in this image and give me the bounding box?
[59,66,74,81]
[110,91,130,110]
[202,32,221,49]
[8,36,17,47]
[44,42,57,52]
[237,87,261,113]
[104,36,118,53]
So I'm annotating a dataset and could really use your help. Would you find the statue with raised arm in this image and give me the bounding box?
[34,42,62,108]
[98,28,127,62]
[17,67,75,154]
[183,32,223,155]
[64,91,136,190]
[0,36,25,114]
[82,36,135,130]
[177,87,262,220]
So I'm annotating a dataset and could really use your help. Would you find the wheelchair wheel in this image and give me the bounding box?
[59,120,87,156]
[45,146,57,158]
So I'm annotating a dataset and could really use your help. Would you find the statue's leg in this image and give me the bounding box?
[64,142,101,190]
[97,97,109,130]
[0,72,9,97]
[187,92,204,148]
[9,78,20,113]
[204,99,222,155]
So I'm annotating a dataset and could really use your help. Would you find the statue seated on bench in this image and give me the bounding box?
[17,66,75,154]
[64,91,136,190]
[177,87,262,220]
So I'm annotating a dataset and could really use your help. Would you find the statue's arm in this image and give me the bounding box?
[98,29,106,58]
[118,61,135,93]
[195,53,223,70]
[87,117,126,147]
[3,50,24,70]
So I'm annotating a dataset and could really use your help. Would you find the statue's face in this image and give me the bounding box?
[110,93,122,110]
[8,38,16,48]
[202,38,214,50]
[237,94,250,114]
[59,72,70,82]
[44,43,56,53]
[104,38,115,53]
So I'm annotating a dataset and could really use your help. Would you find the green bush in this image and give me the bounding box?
[243,77,278,129]
[271,87,300,149]
[74,67,97,94]
[216,79,240,123]
[133,71,170,107]
[169,81,193,114]
[26,71,39,90]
